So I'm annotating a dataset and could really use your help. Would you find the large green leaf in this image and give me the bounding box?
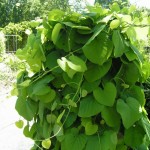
[85,135,101,150]
[84,59,112,82]
[101,130,117,150]
[81,80,100,93]
[85,132,117,150]
[93,82,117,106]
[67,55,87,72]
[85,122,98,135]
[129,44,143,63]
[101,106,121,128]
[28,75,54,97]
[112,30,126,57]
[124,85,145,106]
[83,32,113,65]
[115,63,140,85]
[84,24,106,46]
[45,51,60,70]
[61,128,87,150]
[15,97,38,121]
[78,95,104,117]
[116,97,142,129]
[124,125,145,148]
[38,89,56,103]
[51,23,64,44]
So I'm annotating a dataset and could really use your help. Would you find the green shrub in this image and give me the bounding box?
[0,31,6,54]
[14,4,150,150]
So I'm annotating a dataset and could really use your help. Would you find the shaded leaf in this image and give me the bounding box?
[112,30,126,57]
[116,97,142,129]
[78,95,104,117]
[93,82,117,106]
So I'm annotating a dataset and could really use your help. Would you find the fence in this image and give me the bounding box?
[5,35,18,53]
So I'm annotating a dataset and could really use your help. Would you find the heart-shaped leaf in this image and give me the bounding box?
[78,95,104,117]
[38,89,56,103]
[85,122,98,135]
[84,59,112,82]
[42,139,51,149]
[15,97,38,121]
[93,82,117,106]
[61,128,87,150]
[101,106,120,128]
[112,30,126,57]
[124,125,145,148]
[15,120,24,129]
[68,55,87,72]
[116,97,142,129]
[83,32,113,65]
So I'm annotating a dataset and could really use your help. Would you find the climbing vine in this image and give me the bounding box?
[13,3,150,150]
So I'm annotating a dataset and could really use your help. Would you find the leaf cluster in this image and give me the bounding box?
[14,4,150,150]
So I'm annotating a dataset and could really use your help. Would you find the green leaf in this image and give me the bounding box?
[46,51,60,70]
[32,85,51,96]
[64,113,77,128]
[42,139,51,149]
[51,23,64,44]
[125,49,137,61]
[63,22,91,30]
[53,123,64,137]
[125,85,145,106]
[115,63,140,85]
[124,125,145,148]
[61,128,87,150]
[78,95,104,117]
[81,80,100,93]
[112,30,126,57]
[85,122,98,135]
[84,24,106,46]
[15,97,38,121]
[68,55,87,72]
[23,123,36,139]
[46,114,57,124]
[116,97,142,129]
[15,120,24,129]
[110,19,120,29]
[129,44,143,63]
[83,32,113,65]
[18,80,31,87]
[101,106,120,128]
[38,88,56,103]
[57,110,65,124]
[81,89,88,97]
[68,99,77,107]
[84,59,112,82]
[57,57,69,72]
[48,10,65,21]
[110,2,120,12]
[85,135,101,150]
[93,82,117,106]
[141,116,150,141]
[100,130,118,150]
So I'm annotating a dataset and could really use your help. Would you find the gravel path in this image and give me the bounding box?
[0,94,34,150]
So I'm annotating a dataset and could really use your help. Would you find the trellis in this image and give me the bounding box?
[5,34,18,53]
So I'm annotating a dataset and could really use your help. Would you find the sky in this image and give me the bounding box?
[86,0,150,8]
